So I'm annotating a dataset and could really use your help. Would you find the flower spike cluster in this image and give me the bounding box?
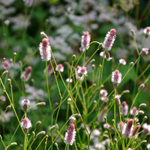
[55,64,64,72]
[21,117,32,133]
[39,33,51,61]
[80,31,91,52]
[75,66,87,81]
[21,66,32,82]
[143,26,150,37]
[103,28,116,51]
[64,116,76,146]
[111,70,122,88]
[100,89,108,102]
[23,0,33,7]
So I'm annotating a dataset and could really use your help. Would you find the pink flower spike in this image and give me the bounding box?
[119,59,126,66]
[143,26,150,36]
[64,123,76,146]
[140,48,149,55]
[23,0,33,7]
[75,66,87,81]
[21,99,30,111]
[103,123,110,129]
[118,121,124,132]
[69,116,76,123]
[130,106,138,116]
[132,125,140,139]
[115,94,121,104]
[21,117,32,133]
[100,89,108,97]
[2,61,9,69]
[101,96,108,102]
[39,38,51,61]
[67,7,74,13]
[121,101,128,116]
[21,66,32,82]
[111,70,122,88]
[0,96,6,102]
[98,107,108,122]
[100,51,105,58]
[142,123,150,137]
[122,119,134,138]
[103,28,116,51]
[66,78,73,83]
[79,31,91,52]
[44,60,54,76]
[56,64,64,72]
[147,144,150,150]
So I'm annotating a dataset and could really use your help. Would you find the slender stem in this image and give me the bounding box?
[0,78,25,135]
[24,133,27,150]
[45,61,53,150]
[133,57,140,98]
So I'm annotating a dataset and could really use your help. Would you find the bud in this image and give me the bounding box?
[35,121,42,127]
[92,64,95,70]
[121,101,128,116]
[69,116,76,123]
[140,48,149,56]
[19,61,22,66]
[37,102,46,106]
[130,107,138,116]
[72,113,81,117]
[129,62,134,67]
[121,90,130,94]
[131,29,135,36]
[13,52,17,56]
[139,110,144,115]
[36,131,46,138]
[7,78,11,82]
[139,103,147,108]
[67,98,71,102]
[21,99,30,111]
[79,31,91,52]
[49,124,59,131]
[0,96,6,102]
[141,140,147,143]
[147,143,150,150]
[98,107,108,122]
[143,116,147,121]
[143,26,150,38]
[24,0,33,7]
[55,64,64,72]
[9,142,17,146]
[21,66,32,82]
[72,54,76,60]
[138,84,145,91]
[40,32,48,39]
[90,59,95,63]
[119,59,126,66]
[6,104,11,110]
[32,131,35,137]
[1,70,9,76]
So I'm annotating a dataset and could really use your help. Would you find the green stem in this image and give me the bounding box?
[45,61,53,150]
[24,133,27,150]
